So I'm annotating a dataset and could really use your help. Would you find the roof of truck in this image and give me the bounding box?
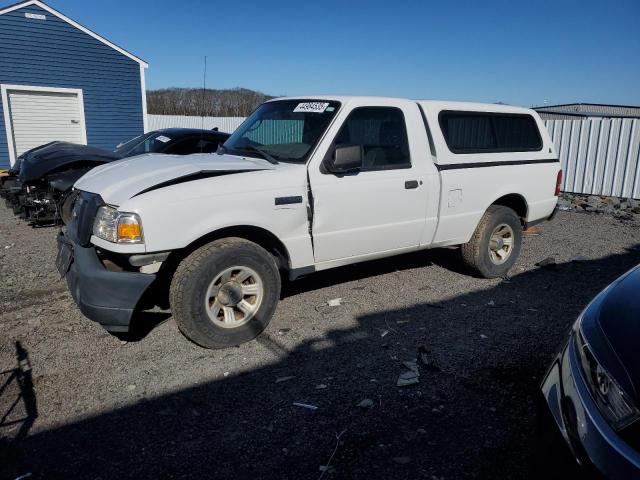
[415,100,534,114]
[270,96,535,114]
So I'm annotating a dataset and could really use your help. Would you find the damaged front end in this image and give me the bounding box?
[0,156,25,214]
[57,191,163,332]
[8,142,121,225]
[0,174,24,215]
[19,168,90,225]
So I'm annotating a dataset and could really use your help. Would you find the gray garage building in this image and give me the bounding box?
[0,0,148,169]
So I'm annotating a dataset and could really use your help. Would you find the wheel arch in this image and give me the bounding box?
[490,193,529,225]
[148,225,289,312]
[170,225,291,272]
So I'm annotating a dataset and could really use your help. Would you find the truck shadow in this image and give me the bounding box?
[118,311,172,342]
[3,246,640,479]
[282,246,467,298]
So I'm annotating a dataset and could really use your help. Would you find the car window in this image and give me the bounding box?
[439,111,542,153]
[334,107,411,171]
[440,113,496,152]
[198,138,223,153]
[164,137,222,155]
[114,132,185,156]
[493,115,542,150]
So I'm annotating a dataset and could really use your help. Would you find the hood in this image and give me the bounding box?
[74,152,276,206]
[19,142,120,183]
[581,264,640,405]
[13,141,60,174]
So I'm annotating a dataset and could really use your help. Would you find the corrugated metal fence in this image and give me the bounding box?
[148,115,246,133]
[148,114,640,199]
[546,118,640,199]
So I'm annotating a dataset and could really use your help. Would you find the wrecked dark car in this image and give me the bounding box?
[1,141,62,216]
[0,128,230,225]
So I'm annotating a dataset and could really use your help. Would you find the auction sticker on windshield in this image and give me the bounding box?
[156,135,171,143]
[293,102,330,113]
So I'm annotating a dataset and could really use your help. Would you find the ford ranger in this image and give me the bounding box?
[56,97,561,348]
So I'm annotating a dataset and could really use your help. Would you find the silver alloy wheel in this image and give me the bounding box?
[205,266,264,328]
[488,223,515,265]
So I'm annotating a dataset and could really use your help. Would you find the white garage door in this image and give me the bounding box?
[7,88,86,158]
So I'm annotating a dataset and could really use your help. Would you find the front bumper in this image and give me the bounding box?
[0,177,23,205]
[57,233,156,332]
[542,335,640,478]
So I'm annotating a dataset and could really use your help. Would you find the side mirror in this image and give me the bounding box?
[327,144,363,173]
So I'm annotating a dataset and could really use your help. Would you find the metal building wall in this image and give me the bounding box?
[0,3,145,168]
[546,118,640,199]
[538,112,592,121]
[148,115,246,134]
[245,120,303,144]
[536,103,640,117]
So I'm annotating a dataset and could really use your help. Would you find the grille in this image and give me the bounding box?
[67,191,105,246]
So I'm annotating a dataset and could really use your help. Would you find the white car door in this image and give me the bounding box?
[308,100,430,264]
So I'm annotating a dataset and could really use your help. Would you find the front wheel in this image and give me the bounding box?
[170,238,281,349]
[461,205,522,278]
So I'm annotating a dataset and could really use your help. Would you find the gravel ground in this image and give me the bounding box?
[1,203,639,480]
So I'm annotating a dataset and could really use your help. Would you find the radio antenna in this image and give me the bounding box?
[201,55,207,131]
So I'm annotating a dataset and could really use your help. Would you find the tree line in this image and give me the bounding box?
[146,88,274,117]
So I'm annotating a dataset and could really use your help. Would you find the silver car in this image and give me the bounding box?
[542,264,640,478]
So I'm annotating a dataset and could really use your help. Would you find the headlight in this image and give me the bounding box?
[93,206,144,244]
[575,328,639,430]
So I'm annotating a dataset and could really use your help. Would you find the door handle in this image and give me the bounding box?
[405,180,419,189]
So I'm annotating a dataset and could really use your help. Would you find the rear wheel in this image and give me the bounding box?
[170,238,281,349]
[461,205,522,278]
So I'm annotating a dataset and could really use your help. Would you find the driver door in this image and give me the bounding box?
[308,101,429,264]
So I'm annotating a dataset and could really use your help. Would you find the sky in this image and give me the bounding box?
[17,0,640,107]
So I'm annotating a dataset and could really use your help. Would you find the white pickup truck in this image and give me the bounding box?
[57,97,561,348]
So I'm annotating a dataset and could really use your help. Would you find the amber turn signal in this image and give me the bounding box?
[118,223,140,239]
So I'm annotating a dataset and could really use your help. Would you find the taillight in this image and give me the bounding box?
[555,170,563,196]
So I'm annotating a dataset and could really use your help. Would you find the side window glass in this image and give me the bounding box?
[198,140,218,153]
[165,138,203,155]
[440,114,496,152]
[439,112,542,153]
[196,138,223,153]
[335,107,411,171]
[493,115,541,150]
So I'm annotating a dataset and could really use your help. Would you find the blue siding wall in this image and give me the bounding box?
[0,4,144,168]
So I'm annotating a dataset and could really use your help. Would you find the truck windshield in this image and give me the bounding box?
[222,100,341,163]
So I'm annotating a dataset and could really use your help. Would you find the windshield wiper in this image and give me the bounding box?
[240,146,279,165]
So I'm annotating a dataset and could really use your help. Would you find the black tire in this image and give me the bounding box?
[169,237,281,349]
[461,205,522,278]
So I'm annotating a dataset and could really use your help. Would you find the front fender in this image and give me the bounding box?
[118,170,314,268]
[48,168,93,193]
